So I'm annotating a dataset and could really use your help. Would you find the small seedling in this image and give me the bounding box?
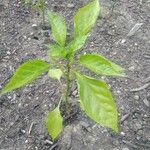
[23,0,46,25]
[1,0,125,141]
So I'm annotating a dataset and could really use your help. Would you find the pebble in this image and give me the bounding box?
[72,90,78,97]
[134,95,139,100]
[25,140,28,143]
[67,3,74,8]
[121,39,126,44]
[32,24,38,30]
[122,148,129,150]
[143,99,150,107]
[6,51,11,55]
[129,66,135,71]
[21,129,26,134]
[120,132,125,136]
[7,95,12,100]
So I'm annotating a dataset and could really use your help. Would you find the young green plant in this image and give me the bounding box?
[1,0,125,141]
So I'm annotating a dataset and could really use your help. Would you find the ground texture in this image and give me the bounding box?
[0,0,150,150]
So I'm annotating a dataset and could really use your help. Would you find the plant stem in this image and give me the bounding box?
[42,7,45,25]
[65,58,71,111]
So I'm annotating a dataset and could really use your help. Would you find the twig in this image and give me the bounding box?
[143,54,150,59]
[130,83,150,92]
[28,122,35,135]
[49,143,58,150]
[45,139,53,145]
[143,76,150,83]
[120,110,136,123]
[120,113,131,123]
[122,140,138,149]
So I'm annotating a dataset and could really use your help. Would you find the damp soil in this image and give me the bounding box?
[0,0,150,150]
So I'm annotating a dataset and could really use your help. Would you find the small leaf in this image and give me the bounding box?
[48,69,63,81]
[46,44,66,58]
[74,0,100,37]
[67,36,87,53]
[76,73,118,132]
[45,107,63,141]
[79,54,125,76]
[48,11,67,47]
[1,60,50,94]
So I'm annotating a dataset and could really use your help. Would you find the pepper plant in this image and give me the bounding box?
[1,0,125,140]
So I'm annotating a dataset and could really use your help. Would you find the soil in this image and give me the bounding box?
[0,0,150,150]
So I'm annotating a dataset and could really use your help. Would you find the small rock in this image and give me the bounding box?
[129,66,135,71]
[122,148,129,150]
[25,140,28,143]
[134,122,142,129]
[120,132,125,136]
[72,90,78,97]
[143,99,150,107]
[121,39,126,44]
[32,24,38,30]
[107,30,115,36]
[134,95,140,100]
[7,95,12,100]
[28,37,31,41]
[6,51,11,55]
[21,129,26,134]
[23,35,27,40]
[67,3,74,8]
[136,136,140,140]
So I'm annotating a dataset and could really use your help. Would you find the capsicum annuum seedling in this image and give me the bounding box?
[1,0,125,141]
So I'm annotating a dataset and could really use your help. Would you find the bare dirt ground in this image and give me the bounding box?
[0,0,150,150]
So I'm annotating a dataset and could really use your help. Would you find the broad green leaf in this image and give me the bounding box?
[1,60,50,94]
[46,44,66,58]
[45,107,63,141]
[48,11,67,47]
[76,73,118,132]
[74,0,100,37]
[79,54,125,76]
[48,69,63,81]
[67,35,87,53]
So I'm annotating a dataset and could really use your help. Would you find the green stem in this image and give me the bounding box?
[65,58,71,109]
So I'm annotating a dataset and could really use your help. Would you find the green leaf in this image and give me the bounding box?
[48,11,67,47]
[48,69,63,81]
[1,60,50,94]
[74,0,100,37]
[45,107,63,141]
[67,35,87,53]
[76,73,118,132]
[46,44,66,58]
[79,54,125,76]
